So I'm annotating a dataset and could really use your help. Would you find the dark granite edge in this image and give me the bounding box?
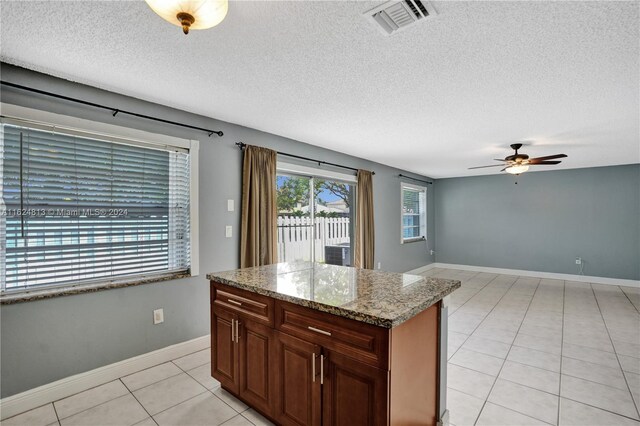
[0,272,191,305]
[207,273,461,328]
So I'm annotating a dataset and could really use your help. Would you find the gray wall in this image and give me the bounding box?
[0,63,434,397]
[434,164,640,280]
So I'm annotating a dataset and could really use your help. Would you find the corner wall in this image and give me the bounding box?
[434,164,640,280]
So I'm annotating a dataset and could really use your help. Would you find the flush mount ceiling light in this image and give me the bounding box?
[145,0,228,35]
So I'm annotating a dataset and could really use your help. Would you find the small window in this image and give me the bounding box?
[1,119,194,295]
[401,183,426,243]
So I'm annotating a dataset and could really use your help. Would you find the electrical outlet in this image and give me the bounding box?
[430,250,435,256]
[575,257,582,265]
[377,262,381,270]
[227,199,234,212]
[153,308,164,325]
[225,226,233,238]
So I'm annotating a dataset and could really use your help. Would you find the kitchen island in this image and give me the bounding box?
[207,262,460,426]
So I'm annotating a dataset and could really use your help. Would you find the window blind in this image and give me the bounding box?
[402,185,426,240]
[0,123,191,291]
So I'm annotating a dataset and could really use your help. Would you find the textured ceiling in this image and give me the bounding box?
[1,1,638,178]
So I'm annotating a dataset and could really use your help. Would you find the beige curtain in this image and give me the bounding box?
[240,145,278,268]
[354,170,375,269]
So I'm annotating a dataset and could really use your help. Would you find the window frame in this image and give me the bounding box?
[400,181,427,244]
[0,103,199,300]
[276,161,357,265]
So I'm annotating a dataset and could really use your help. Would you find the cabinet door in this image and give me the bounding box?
[211,306,239,393]
[322,350,388,426]
[275,332,322,426]
[238,319,276,416]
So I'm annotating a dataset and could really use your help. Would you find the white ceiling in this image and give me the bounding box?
[1,1,638,178]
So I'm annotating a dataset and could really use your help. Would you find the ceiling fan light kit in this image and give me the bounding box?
[505,164,529,175]
[469,143,567,175]
[145,0,228,34]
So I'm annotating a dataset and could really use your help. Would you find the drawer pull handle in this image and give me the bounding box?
[308,326,332,336]
[231,319,235,342]
[320,354,324,385]
[312,354,316,382]
[227,299,243,306]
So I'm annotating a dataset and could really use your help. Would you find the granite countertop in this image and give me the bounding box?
[207,262,460,328]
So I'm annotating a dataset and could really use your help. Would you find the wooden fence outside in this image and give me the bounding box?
[277,216,350,262]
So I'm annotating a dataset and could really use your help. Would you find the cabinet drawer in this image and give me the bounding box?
[212,282,274,326]
[275,300,389,369]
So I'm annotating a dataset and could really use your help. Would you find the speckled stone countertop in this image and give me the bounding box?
[207,262,460,328]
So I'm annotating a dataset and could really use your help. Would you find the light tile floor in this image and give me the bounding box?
[421,268,640,426]
[1,349,273,426]
[3,268,639,426]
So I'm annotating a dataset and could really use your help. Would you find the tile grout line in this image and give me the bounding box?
[473,276,543,426]
[118,378,159,426]
[447,272,490,362]
[448,273,516,361]
[618,287,640,316]
[589,283,640,420]
[557,279,566,425]
[51,401,61,426]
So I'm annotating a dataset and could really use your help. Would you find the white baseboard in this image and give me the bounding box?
[412,262,639,288]
[405,263,437,275]
[0,334,211,421]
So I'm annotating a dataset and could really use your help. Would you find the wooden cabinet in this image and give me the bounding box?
[211,300,276,416]
[322,350,388,426]
[275,332,322,426]
[211,306,238,393]
[211,281,441,426]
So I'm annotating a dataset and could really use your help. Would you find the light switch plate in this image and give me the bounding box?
[225,226,233,238]
[227,199,234,212]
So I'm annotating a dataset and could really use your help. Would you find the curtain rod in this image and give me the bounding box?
[399,174,433,185]
[235,142,374,175]
[0,81,224,137]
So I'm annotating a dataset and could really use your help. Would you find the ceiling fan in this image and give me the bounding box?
[469,143,567,175]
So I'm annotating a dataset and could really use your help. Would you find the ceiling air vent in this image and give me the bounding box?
[364,0,437,36]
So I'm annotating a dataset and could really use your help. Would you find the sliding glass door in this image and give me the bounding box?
[276,172,355,265]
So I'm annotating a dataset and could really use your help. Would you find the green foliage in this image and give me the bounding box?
[277,177,351,212]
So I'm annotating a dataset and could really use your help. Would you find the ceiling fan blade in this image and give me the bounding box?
[493,159,508,162]
[528,154,567,162]
[528,160,562,165]
[468,164,505,169]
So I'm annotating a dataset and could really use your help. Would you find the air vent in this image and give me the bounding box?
[364,0,437,36]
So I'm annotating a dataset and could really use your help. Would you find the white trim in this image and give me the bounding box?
[406,262,640,288]
[400,181,427,244]
[189,139,200,276]
[277,161,357,184]
[405,263,437,275]
[0,103,200,290]
[0,103,193,150]
[0,334,211,420]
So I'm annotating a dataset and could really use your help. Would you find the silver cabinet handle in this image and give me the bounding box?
[235,320,240,343]
[230,319,235,342]
[312,354,316,382]
[320,354,324,385]
[228,299,242,306]
[308,326,332,336]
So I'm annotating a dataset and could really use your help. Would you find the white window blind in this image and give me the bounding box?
[401,183,426,242]
[0,123,191,292]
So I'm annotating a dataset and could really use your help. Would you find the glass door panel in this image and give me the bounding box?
[276,175,312,262]
[314,179,354,266]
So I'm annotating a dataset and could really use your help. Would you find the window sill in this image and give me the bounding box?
[0,272,191,305]
[401,237,426,244]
